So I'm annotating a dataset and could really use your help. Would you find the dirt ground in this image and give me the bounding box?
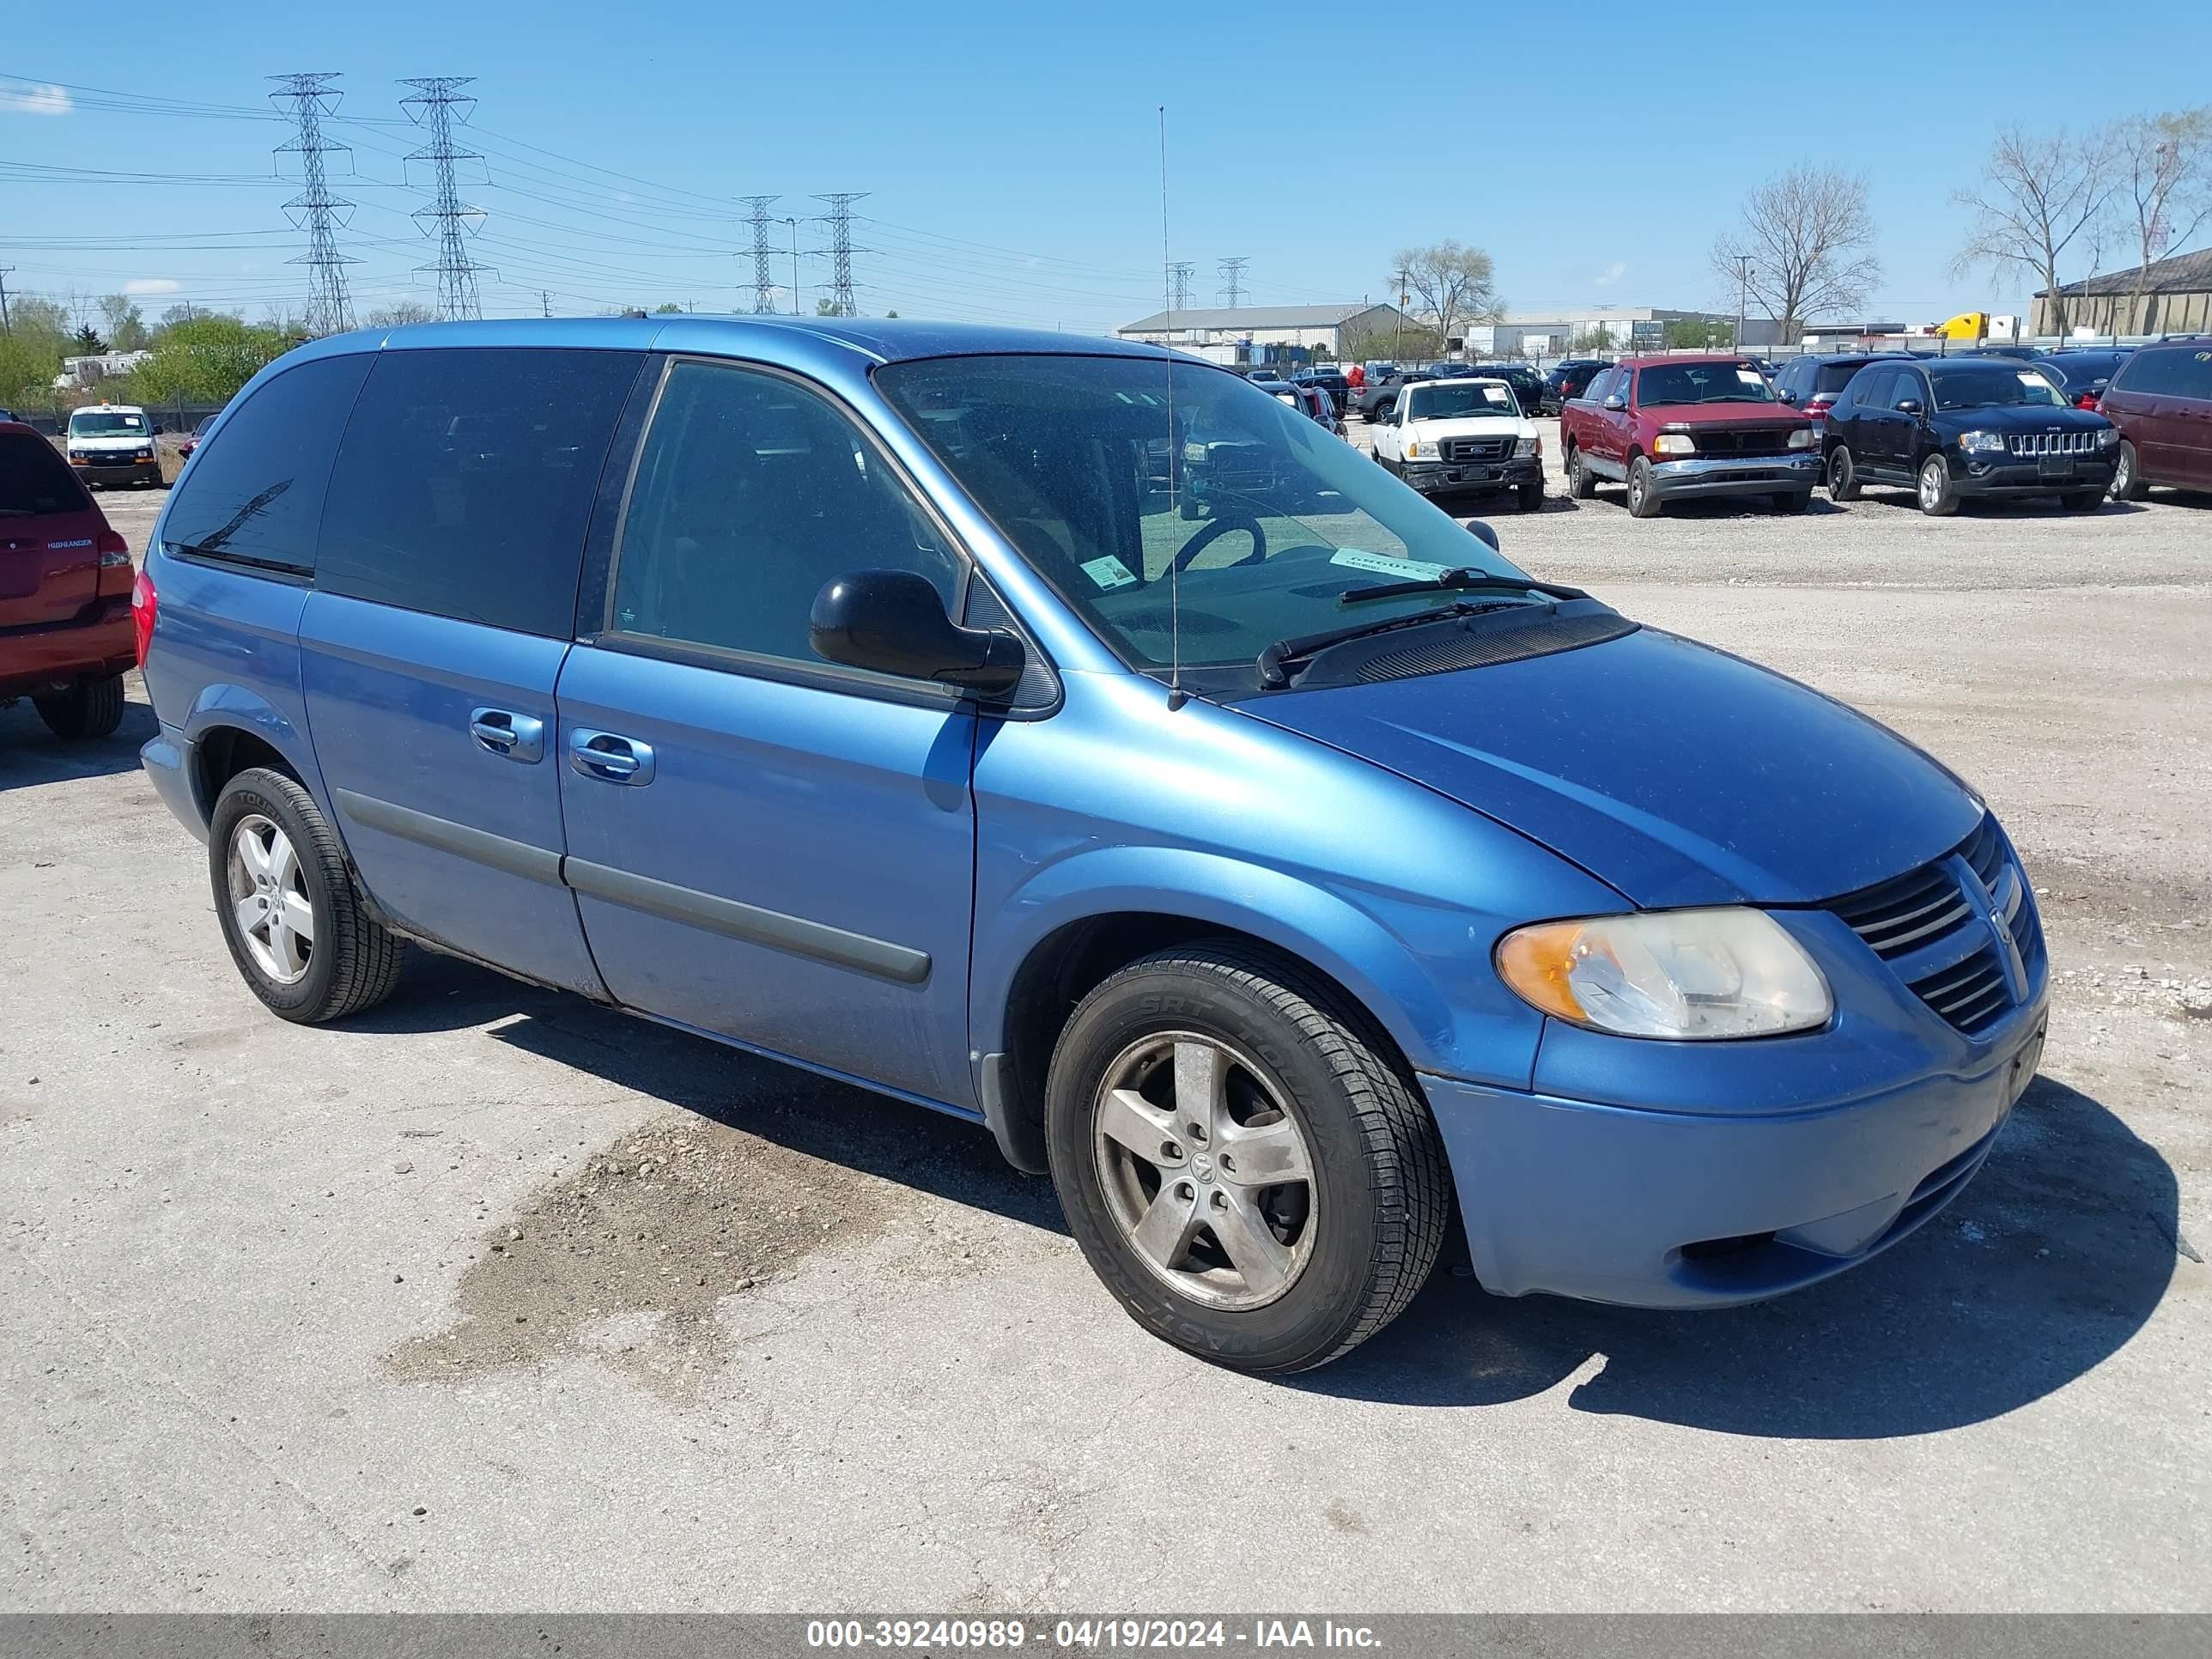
[3,450,2206,1613]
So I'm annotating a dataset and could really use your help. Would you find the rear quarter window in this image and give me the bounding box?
[163,354,373,572]
[315,347,645,638]
[2117,345,2212,399]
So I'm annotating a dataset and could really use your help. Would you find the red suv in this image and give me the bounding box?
[2,420,137,740]
[2101,337,2212,499]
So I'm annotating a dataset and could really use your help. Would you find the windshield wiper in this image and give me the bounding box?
[1259,601,1504,688]
[1336,567,1588,605]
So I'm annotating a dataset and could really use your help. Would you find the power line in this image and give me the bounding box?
[399,76,490,321]
[1218,256,1248,308]
[811,193,868,318]
[269,73,358,336]
[738,195,781,313]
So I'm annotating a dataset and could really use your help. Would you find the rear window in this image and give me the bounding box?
[1,430,89,517]
[2113,344,2212,399]
[1816,361,1881,396]
[164,354,373,572]
[316,347,643,638]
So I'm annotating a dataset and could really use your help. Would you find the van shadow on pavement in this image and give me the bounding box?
[344,956,2177,1437]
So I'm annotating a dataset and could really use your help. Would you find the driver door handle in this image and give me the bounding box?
[469,708,544,763]
[569,727,656,787]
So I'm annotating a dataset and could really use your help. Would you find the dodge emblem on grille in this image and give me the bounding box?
[1986,891,2028,1001]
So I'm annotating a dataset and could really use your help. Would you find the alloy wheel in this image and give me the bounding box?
[1091,1032,1319,1310]
[1919,460,1943,510]
[226,813,315,985]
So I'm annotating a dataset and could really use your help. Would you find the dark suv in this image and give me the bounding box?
[1772,353,1911,436]
[1821,356,2117,515]
[1543,360,1607,414]
[2099,337,2212,498]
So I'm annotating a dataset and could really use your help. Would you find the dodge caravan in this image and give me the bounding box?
[138,318,2049,1372]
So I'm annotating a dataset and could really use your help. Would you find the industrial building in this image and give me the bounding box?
[1460,305,1755,359]
[1115,302,1413,367]
[2034,248,2212,339]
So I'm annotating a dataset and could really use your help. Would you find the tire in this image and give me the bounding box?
[1917,453,1960,517]
[2111,440,2146,501]
[1517,481,1545,513]
[208,766,409,1024]
[1626,454,1662,518]
[1045,942,1451,1374]
[33,674,125,741]
[1772,489,1814,514]
[2062,489,2104,513]
[1565,445,1596,499]
[1826,445,1861,502]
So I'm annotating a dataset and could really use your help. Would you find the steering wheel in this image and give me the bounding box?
[1171,510,1268,574]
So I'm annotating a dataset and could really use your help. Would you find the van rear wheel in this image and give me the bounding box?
[2111,441,2145,501]
[209,766,409,1024]
[1045,942,1450,1372]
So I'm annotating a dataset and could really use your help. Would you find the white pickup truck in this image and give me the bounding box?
[1370,376,1544,511]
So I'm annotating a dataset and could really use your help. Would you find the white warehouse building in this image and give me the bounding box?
[1115,302,1413,366]
[1461,305,1751,359]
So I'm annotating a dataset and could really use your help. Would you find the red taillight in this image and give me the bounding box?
[131,565,157,669]
[94,527,132,598]
[2075,392,2099,410]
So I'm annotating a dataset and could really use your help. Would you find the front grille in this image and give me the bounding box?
[1443,434,1514,463]
[1692,428,1795,458]
[1823,816,2039,1034]
[2003,430,2099,457]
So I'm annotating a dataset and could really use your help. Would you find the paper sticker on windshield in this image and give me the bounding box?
[1482,386,1513,405]
[1736,368,1765,385]
[1330,549,1449,582]
[2018,371,2047,386]
[1080,555,1139,591]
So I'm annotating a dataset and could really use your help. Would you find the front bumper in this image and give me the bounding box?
[1420,1003,2047,1308]
[1401,453,1542,495]
[0,598,135,698]
[70,453,161,485]
[1650,452,1820,499]
[1954,453,2115,495]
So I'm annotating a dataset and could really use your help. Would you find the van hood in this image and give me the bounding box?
[1240,625,1982,908]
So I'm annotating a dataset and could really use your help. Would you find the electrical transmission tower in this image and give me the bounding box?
[269,73,358,336]
[1217,257,1249,308]
[1168,261,1195,312]
[738,195,781,313]
[811,194,870,318]
[399,76,492,321]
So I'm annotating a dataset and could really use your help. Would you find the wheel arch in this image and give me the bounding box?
[179,684,327,825]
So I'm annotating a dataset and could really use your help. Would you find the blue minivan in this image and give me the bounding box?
[137,318,2048,1371]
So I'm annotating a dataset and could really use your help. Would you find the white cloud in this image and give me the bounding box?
[1,82,73,116]
[124,278,181,297]
[1595,261,1626,287]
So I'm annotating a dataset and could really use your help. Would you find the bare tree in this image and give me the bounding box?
[367,300,437,328]
[1710,166,1881,340]
[96,294,149,352]
[1388,241,1502,352]
[1951,125,2114,337]
[2112,107,2212,333]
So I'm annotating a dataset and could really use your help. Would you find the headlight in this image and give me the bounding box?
[1496,908,1832,1040]
[1514,435,1539,456]
[1651,433,1695,456]
[2097,425,2118,447]
[1182,441,1207,462]
[1787,428,1815,449]
[1959,430,2007,455]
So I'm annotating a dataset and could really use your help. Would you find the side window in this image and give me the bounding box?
[317,348,642,638]
[1899,369,1932,408]
[1591,368,1618,404]
[608,360,960,670]
[1850,368,1895,410]
[2111,348,2172,394]
[164,353,372,571]
[2147,347,2212,400]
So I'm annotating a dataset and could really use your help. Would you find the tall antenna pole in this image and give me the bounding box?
[738,195,781,313]
[811,193,869,318]
[269,73,357,337]
[399,76,490,321]
[1217,256,1248,308]
[1159,106,1185,713]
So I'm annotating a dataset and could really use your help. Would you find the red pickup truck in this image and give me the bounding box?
[1559,356,1820,518]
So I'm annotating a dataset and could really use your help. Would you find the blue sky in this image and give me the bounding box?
[3,0,2208,335]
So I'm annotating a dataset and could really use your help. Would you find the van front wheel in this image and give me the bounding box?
[1045,943,1450,1372]
[209,766,409,1024]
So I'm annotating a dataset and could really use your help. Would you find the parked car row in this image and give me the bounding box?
[1559,340,2212,518]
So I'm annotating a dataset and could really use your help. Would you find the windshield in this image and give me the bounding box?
[874,354,1541,681]
[1929,366,2067,410]
[70,410,147,435]
[1636,362,1776,405]
[1407,381,1517,420]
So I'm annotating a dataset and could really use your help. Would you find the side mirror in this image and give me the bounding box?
[1777,389,1797,404]
[811,569,1025,697]
[1602,394,1628,411]
[1894,398,1923,415]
